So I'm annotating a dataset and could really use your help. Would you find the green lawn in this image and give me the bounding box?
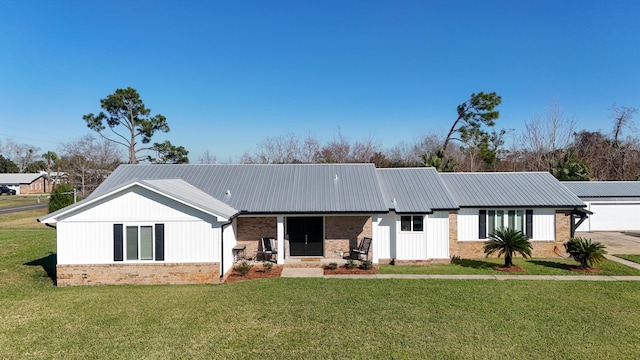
[379,257,640,276]
[0,195,48,209]
[616,254,640,264]
[2,212,640,359]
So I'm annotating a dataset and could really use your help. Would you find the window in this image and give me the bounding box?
[114,224,164,261]
[480,210,533,238]
[400,215,424,232]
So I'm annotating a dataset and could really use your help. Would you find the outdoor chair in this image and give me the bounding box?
[350,237,372,261]
[259,237,277,262]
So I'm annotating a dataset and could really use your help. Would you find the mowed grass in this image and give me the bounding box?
[0,195,48,209]
[616,254,640,264]
[379,257,640,276]
[2,211,640,359]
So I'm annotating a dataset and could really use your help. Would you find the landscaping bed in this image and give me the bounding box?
[226,263,283,283]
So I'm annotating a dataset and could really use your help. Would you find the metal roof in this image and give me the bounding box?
[0,173,45,185]
[141,179,238,219]
[440,172,585,207]
[562,181,640,198]
[376,168,458,213]
[89,164,389,213]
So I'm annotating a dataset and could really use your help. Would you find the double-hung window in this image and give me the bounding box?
[480,210,533,239]
[400,215,424,232]
[114,224,164,261]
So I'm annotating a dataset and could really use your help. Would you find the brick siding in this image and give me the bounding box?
[236,217,277,259]
[56,262,221,286]
[325,216,371,259]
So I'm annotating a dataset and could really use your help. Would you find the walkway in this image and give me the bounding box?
[280,255,640,281]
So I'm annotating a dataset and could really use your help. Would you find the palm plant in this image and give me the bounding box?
[564,237,607,269]
[483,227,533,267]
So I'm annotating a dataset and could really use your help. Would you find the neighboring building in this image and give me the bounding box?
[0,173,48,194]
[38,164,586,286]
[563,181,640,232]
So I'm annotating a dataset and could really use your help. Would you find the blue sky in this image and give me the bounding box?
[1,0,638,162]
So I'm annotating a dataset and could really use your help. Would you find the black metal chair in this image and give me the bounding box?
[260,237,277,262]
[350,237,372,261]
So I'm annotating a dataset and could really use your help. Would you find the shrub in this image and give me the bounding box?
[48,184,74,213]
[262,262,273,272]
[233,261,253,276]
[344,259,357,269]
[564,237,607,269]
[483,227,532,267]
[359,260,373,270]
[326,262,338,270]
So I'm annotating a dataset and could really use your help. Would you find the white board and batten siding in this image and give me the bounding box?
[56,187,228,265]
[457,208,556,241]
[380,211,450,261]
[576,201,640,232]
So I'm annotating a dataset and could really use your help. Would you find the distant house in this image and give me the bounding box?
[0,173,48,194]
[563,181,640,232]
[38,164,586,286]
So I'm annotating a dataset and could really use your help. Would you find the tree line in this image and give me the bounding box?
[1,90,637,200]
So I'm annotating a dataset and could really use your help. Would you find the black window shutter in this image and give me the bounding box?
[479,210,487,239]
[526,210,533,239]
[114,224,123,261]
[155,224,165,261]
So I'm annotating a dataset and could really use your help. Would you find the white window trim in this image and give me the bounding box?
[121,223,160,262]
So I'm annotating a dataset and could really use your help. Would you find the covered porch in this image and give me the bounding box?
[234,215,375,264]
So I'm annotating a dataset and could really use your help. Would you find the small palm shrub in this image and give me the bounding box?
[359,260,373,270]
[564,237,607,269]
[484,227,532,267]
[233,261,253,276]
[344,259,357,269]
[326,262,338,270]
[262,262,273,272]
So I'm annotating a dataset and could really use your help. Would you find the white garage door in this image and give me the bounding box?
[589,202,640,231]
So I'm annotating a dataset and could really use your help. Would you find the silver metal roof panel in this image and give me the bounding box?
[440,172,585,207]
[89,164,389,213]
[562,181,640,198]
[376,168,458,213]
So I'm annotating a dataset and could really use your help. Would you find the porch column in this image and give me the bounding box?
[371,215,379,264]
[277,216,284,264]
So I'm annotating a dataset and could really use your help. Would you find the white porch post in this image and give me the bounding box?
[371,215,379,264]
[277,216,284,264]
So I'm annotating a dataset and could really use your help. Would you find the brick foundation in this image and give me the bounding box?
[56,262,221,286]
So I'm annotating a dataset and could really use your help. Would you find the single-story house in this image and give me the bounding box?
[563,181,640,232]
[0,173,48,194]
[38,164,586,286]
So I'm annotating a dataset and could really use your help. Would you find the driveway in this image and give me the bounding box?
[575,231,640,254]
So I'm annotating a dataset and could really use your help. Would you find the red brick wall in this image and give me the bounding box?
[19,177,48,194]
[236,217,277,259]
[56,263,221,286]
[325,216,371,259]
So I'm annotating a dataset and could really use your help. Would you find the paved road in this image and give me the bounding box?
[575,231,640,254]
[0,203,48,214]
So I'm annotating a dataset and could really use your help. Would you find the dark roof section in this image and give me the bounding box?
[376,168,459,213]
[562,181,640,198]
[440,172,585,208]
[88,164,389,213]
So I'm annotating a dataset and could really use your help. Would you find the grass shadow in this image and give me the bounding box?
[450,258,497,270]
[24,253,57,285]
[527,260,573,271]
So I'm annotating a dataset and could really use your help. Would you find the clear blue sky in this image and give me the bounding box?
[1,0,638,162]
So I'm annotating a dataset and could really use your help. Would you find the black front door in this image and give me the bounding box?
[287,217,323,256]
